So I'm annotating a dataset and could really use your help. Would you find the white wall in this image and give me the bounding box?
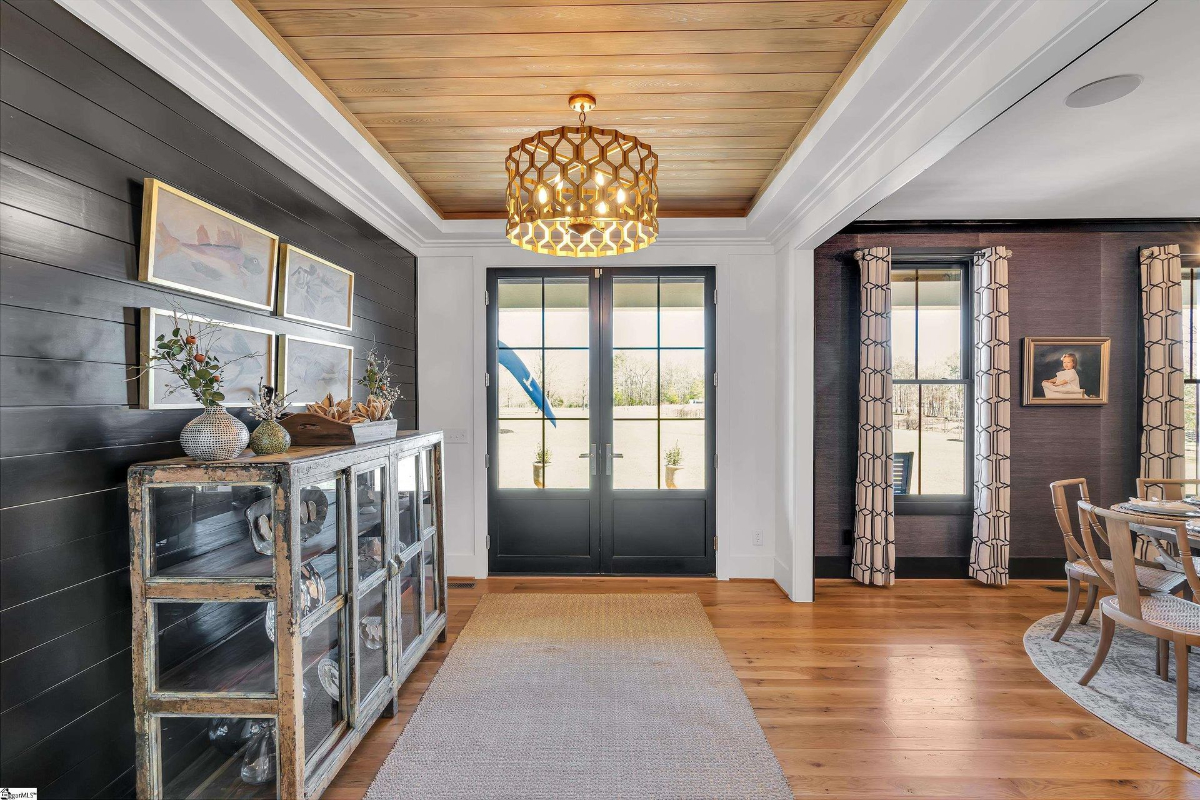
[417,239,780,583]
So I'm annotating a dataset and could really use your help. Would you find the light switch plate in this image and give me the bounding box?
[443,428,469,444]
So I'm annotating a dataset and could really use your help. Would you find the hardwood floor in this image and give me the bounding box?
[325,578,1198,799]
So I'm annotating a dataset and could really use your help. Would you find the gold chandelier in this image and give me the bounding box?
[505,94,658,257]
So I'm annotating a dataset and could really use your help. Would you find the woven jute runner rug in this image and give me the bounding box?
[365,593,792,799]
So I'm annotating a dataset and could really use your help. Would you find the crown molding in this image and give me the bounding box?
[751,0,1154,251]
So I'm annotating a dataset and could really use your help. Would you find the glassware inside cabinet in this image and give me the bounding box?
[297,478,340,619]
[357,578,389,704]
[148,484,275,579]
[355,466,386,583]
[301,608,346,766]
[158,715,278,800]
[154,601,275,695]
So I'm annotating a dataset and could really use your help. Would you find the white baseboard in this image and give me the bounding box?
[722,553,775,580]
[773,555,794,601]
[446,553,482,580]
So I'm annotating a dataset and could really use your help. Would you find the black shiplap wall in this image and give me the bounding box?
[0,2,417,795]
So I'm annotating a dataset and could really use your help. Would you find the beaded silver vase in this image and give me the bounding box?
[180,406,249,461]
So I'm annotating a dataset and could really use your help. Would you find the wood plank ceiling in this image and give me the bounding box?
[242,0,898,218]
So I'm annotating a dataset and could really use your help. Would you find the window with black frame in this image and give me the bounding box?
[1185,266,1198,479]
[891,262,972,508]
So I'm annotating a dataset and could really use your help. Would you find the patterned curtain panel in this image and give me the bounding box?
[1140,244,1185,483]
[852,247,895,587]
[969,247,1013,587]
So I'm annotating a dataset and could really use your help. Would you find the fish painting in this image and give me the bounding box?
[141,179,278,310]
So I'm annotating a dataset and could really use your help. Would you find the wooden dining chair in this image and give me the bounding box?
[1135,478,1200,582]
[1049,479,1186,642]
[1076,502,1200,743]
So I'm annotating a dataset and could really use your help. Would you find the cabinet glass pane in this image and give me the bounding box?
[398,557,421,656]
[301,610,345,765]
[298,478,340,611]
[422,535,439,621]
[397,455,419,550]
[355,467,386,583]
[358,579,389,703]
[158,715,278,800]
[420,448,437,534]
[154,601,275,695]
[148,484,274,579]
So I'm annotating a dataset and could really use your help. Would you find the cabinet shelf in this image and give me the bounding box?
[162,738,277,800]
[158,614,275,696]
[157,535,271,580]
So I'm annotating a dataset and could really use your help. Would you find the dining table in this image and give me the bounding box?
[1109,499,1200,573]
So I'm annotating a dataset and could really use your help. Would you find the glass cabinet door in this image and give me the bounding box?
[351,460,393,711]
[157,715,279,799]
[396,454,420,552]
[397,554,422,658]
[300,608,346,768]
[147,483,275,579]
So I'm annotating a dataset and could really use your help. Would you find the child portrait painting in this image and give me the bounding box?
[1023,337,1110,406]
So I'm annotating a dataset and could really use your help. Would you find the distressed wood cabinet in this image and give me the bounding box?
[127,432,447,799]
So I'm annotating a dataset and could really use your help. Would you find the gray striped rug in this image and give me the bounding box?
[365,593,791,799]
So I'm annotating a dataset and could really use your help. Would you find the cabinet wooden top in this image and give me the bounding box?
[130,429,443,472]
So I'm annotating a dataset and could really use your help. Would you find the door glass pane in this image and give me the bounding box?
[892,270,916,379]
[613,349,657,418]
[355,467,385,583]
[148,484,274,579]
[301,610,344,764]
[399,557,421,655]
[544,419,590,489]
[892,384,919,495]
[498,419,542,489]
[659,277,704,347]
[612,420,658,489]
[920,384,965,494]
[497,278,541,348]
[543,348,588,419]
[299,478,339,613]
[420,448,438,534]
[397,456,419,550]
[660,349,704,419]
[917,269,962,379]
[423,535,440,620]
[497,348,544,418]
[357,580,388,703]
[612,277,657,347]
[544,277,589,347]
[660,420,705,490]
[158,716,277,800]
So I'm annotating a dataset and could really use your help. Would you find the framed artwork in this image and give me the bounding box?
[277,244,355,331]
[278,335,354,406]
[139,178,279,311]
[1022,337,1110,406]
[139,308,276,409]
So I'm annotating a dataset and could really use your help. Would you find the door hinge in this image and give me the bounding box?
[484,453,490,469]
[484,289,489,305]
[486,534,492,549]
[595,268,602,277]
[713,372,718,387]
[714,453,718,469]
[713,289,718,304]
[713,535,718,552]
[484,372,490,387]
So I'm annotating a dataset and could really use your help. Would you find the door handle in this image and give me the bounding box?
[578,444,597,475]
[605,444,623,475]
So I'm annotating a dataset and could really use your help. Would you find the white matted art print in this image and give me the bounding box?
[139,179,278,311]
[139,308,275,409]
[277,244,354,331]
[278,335,354,406]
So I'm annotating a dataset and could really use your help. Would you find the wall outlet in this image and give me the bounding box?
[753,530,764,547]
[443,428,469,444]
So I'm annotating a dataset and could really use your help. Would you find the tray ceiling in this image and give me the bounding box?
[241,0,899,219]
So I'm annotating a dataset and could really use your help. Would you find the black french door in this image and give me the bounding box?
[486,266,716,575]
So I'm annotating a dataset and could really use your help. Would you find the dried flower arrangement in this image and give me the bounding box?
[356,346,402,418]
[307,394,367,423]
[132,305,261,408]
[248,380,294,422]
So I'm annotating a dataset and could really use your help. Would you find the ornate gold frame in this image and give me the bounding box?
[1022,336,1111,406]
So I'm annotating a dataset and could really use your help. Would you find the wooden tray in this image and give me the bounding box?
[280,413,398,446]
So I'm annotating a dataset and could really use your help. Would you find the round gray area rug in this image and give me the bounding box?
[1025,611,1199,772]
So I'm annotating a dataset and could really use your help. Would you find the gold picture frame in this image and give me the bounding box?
[1022,336,1110,406]
[139,308,276,409]
[277,244,355,331]
[278,335,354,407]
[139,178,279,311]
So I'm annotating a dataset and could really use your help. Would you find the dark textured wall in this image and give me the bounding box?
[814,221,1200,577]
[0,1,417,795]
